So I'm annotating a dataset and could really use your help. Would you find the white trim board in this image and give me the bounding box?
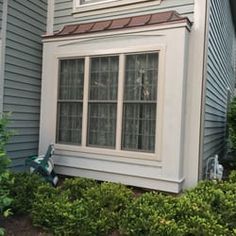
[47,0,55,35]
[0,0,8,114]
[73,0,162,16]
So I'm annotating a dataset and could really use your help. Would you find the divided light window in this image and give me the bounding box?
[122,54,158,152]
[57,59,84,144]
[57,52,158,153]
[88,56,119,148]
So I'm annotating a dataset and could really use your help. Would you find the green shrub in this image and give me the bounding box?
[184,181,225,214]
[32,181,133,236]
[32,184,81,235]
[120,186,230,236]
[0,115,14,235]
[214,181,236,230]
[7,172,46,214]
[176,194,229,236]
[80,182,133,236]
[228,97,236,149]
[61,177,97,200]
[184,180,236,233]
[119,192,181,236]
[229,170,236,183]
[20,175,236,235]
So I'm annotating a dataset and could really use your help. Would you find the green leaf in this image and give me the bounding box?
[0,227,5,236]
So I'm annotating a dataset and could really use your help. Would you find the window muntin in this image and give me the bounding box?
[87,56,119,148]
[56,53,158,153]
[122,53,158,152]
[57,59,84,144]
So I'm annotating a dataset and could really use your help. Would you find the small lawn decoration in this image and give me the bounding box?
[25,144,58,186]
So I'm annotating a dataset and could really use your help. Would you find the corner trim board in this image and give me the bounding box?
[0,0,8,114]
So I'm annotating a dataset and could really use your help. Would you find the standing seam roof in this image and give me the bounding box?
[44,10,191,39]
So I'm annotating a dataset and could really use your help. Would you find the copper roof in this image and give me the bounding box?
[44,11,191,39]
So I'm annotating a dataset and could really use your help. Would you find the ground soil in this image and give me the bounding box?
[0,215,51,236]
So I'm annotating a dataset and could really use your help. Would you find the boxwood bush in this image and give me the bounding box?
[32,181,133,236]
[229,170,236,183]
[0,115,14,236]
[185,181,236,231]
[5,170,236,235]
[32,184,80,234]
[119,192,181,236]
[80,182,133,235]
[6,172,46,214]
[61,177,97,201]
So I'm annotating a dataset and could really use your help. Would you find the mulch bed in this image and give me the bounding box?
[0,215,51,236]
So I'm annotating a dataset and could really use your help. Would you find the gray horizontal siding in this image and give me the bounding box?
[0,0,2,32]
[54,0,194,31]
[3,0,47,170]
[203,0,235,175]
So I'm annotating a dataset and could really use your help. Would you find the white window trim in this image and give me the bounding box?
[73,0,161,14]
[54,45,165,161]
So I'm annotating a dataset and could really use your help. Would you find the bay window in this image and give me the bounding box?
[57,52,158,153]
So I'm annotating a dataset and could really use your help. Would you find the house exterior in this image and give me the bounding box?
[0,0,48,171]
[0,0,235,193]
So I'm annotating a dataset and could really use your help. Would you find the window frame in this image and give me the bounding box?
[56,58,85,145]
[55,45,165,161]
[73,0,162,14]
[87,55,119,149]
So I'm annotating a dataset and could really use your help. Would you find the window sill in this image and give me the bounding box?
[73,0,162,15]
[54,143,160,162]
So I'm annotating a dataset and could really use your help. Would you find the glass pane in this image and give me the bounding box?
[122,52,158,153]
[89,56,119,100]
[59,59,84,100]
[88,103,116,148]
[122,104,156,152]
[124,53,158,101]
[57,102,83,144]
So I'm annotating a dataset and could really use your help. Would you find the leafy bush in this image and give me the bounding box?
[61,177,97,200]
[80,182,133,235]
[32,181,133,236]
[184,180,236,233]
[228,97,236,149]
[229,170,236,182]
[32,184,80,235]
[6,172,46,214]
[176,194,229,236]
[0,115,14,236]
[120,184,231,236]
[119,192,181,236]
[8,172,236,236]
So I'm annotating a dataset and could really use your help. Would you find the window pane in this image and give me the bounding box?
[57,58,84,145]
[59,59,84,100]
[122,53,158,152]
[57,102,83,144]
[88,103,116,147]
[89,56,119,100]
[88,56,118,148]
[124,53,158,101]
[122,104,156,152]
